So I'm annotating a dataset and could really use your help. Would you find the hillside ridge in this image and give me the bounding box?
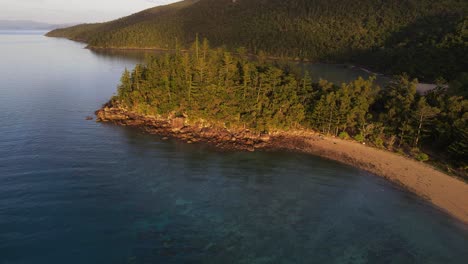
[47,0,468,81]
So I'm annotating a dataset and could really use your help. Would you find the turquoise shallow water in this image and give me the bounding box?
[0,32,467,264]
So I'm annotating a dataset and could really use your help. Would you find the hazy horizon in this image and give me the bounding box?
[0,0,179,24]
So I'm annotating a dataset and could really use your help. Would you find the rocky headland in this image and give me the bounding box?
[95,103,468,225]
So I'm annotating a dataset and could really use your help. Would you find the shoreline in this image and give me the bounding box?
[96,105,468,225]
[46,35,440,90]
[85,45,437,92]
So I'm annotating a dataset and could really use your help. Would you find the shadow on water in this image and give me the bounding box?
[90,48,173,62]
[90,47,391,88]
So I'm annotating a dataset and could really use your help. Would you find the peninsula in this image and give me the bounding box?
[94,40,468,224]
[46,0,468,224]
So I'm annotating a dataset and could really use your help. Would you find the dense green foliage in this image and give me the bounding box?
[113,40,467,170]
[47,0,467,82]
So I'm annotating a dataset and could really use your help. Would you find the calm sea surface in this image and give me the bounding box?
[0,31,467,264]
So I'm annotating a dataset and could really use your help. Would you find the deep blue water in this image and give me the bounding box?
[0,32,467,264]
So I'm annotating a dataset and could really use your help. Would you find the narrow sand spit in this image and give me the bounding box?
[271,133,468,225]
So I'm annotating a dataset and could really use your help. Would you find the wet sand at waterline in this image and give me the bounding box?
[271,132,468,225]
[97,104,468,225]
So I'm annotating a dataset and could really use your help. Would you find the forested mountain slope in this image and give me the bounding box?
[47,0,468,81]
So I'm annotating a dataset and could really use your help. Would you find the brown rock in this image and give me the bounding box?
[260,134,270,142]
[171,117,185,131]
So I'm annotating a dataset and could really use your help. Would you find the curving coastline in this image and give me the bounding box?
[96,104,468,225]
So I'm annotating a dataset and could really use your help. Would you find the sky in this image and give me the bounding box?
[0,0,179,24]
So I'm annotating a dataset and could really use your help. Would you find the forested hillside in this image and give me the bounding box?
[47,0,468,82]
[110,39,467,173]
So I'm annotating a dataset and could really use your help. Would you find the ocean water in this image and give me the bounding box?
[0,32,467,264]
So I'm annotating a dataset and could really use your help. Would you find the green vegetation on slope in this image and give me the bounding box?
[112,39,468,173]
[47,0,467,82]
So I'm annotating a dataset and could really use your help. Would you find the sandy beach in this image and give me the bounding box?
[96,106,468,225]
[270,132,468,225]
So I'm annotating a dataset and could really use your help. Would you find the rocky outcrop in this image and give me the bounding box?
[95,104,271,151]
[94,103,468,225]
[95,105,130,122]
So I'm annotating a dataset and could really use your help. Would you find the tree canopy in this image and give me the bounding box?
[47,0,468,82]
[112,39,468,173]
